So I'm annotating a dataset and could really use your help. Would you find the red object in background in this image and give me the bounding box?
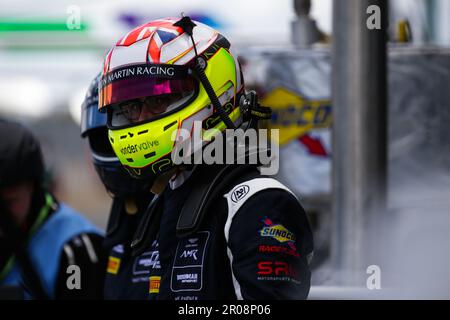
[298,134,328,157]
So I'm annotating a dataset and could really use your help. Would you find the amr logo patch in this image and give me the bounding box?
[180,249,198,260]
[231,185,250,203]
[171,231,209,292]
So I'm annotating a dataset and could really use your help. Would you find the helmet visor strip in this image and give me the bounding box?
[99,63,196,127]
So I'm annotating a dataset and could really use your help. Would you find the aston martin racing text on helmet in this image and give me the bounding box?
[99,17,245,180]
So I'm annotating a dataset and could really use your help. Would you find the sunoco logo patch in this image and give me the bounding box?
[260,217,296,243]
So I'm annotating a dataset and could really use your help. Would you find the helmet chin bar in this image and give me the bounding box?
[174,15,237,130]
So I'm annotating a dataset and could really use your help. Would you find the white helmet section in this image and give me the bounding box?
[105,18,219,72]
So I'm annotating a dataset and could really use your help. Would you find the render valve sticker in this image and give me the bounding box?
[170,231,210,292]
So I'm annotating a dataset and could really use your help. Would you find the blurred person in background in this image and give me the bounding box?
[98,16,314,300]
[0,119,106,299]
[81,74,154,299]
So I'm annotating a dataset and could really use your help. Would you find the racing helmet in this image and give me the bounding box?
[81,74,152,196]
[98,16,245,180]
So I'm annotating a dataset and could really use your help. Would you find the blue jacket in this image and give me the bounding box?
[1,203,102,298]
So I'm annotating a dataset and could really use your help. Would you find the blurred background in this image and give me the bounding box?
[1,0,450,299]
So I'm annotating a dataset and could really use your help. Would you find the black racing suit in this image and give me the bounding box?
[103,195,155,299]
[126,165,314,300]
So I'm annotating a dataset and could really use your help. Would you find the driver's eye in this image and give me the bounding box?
[155,97,165,105]
[145,96,163,106]
[120,101,142,121]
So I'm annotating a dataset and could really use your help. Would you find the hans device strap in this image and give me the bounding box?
[174,15,236,130]
[175,164,260,237]
[129,164,260,255]
[130,145,271,255]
